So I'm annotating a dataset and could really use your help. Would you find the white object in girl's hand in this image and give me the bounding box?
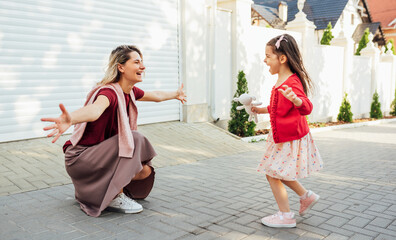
[234,93,262,123]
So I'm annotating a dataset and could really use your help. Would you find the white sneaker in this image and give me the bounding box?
[107,193,143,214]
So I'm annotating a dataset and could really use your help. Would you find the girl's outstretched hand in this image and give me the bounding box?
[41,103,72,143]
[278,85,302,106]
[176,83,187,104]
[251,106,268,114]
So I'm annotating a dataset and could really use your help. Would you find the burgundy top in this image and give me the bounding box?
[63,86,144,152]
[267,74,313,143]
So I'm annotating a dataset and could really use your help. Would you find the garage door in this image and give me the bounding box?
[0,0,180,142]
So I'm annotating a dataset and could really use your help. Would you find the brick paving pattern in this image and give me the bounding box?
[0,121,395,239]
[0,122,260,196]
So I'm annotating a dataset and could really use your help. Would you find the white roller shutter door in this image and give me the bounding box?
[0,0,180,142]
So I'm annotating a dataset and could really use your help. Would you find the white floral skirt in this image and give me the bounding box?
[257,130,323,181]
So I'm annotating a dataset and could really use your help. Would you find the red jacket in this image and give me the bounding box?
[267,74,313,143]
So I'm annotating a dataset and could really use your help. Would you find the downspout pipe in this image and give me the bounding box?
[206,0,219,122]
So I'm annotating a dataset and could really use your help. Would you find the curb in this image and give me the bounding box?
[241,134,268,143]
[242,117,396,143]
[207,122,242,140]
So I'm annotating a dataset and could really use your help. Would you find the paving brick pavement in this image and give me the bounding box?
[1,121,396,239]
[0,122,261,196]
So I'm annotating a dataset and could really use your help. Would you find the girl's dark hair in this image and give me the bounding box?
[267,34,314,96]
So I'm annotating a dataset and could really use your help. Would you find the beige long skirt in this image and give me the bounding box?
[64,131,157,217]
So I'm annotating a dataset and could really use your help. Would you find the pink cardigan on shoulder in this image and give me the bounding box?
[70,83,138,158]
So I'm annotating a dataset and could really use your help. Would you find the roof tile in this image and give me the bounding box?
[253,0,349,29]
[365,0,396,28]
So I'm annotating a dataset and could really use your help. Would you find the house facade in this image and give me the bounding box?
[252,0,386,50]
[366,0,396,47]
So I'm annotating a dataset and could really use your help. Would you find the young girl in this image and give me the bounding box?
[252,34,323,228]
[41,45,186,217]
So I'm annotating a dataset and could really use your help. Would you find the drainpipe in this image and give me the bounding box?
[206,0,219,122]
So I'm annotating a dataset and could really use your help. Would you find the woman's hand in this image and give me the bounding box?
[139,84,187,103]
[176,83,187,104]
[41,104,72,143]
[278,85,302,107]
[41,97,109,143]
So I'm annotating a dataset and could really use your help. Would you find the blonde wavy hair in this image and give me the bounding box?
[98,45,142,85]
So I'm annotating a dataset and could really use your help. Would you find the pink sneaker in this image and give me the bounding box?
[299,190,320,216]
[261,211,296,228]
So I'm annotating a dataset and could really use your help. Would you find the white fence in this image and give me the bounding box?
[230,24,394,123]
[308,45,345,122]
[219,0,396,125]
[348,56,372,118]
[241,27,302,123]
[377,61,393,112]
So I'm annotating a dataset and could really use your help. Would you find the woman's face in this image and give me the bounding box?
[264,45,281,75]
[119,51,145,83]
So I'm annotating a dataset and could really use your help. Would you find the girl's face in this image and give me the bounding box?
[264,45,281,75]
[118,51,145,83]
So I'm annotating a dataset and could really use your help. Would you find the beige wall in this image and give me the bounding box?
[180,0,209,122]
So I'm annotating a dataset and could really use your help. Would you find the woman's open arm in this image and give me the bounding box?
[139,84,187,104]
[41,95,110,143]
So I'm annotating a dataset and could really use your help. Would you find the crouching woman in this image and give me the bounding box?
[41,45,186,217]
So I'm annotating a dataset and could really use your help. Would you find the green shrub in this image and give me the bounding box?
[390,89,396,116]
[320,22,334,45]
[385,39,395,55]
[370,90,383,119]
[228,71,256,137]
[355,28,370,56]
[337,93,353,122]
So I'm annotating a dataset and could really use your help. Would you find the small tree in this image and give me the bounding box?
[390,89,396,116]
[337,93,353,122]
[320,22,334,45]
[370,90,383,119]
[355,28,370,56]
[228,71,256,137]
[385,39,395,55]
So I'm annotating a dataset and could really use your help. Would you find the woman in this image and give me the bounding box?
[41,45,186,217]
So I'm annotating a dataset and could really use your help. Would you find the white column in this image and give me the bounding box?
[217,0,253,94]
[285,0,316,61]
[331,31,355,94]
[381,44,396,114]
[180,0,209,122]
[360,33,381,96]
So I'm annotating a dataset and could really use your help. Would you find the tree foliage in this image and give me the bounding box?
[228,71,256,137]
[385,39,395,55]
[355,28,370,56]
[390,89,396,116]
[370,90,383,119]
[320,22,334,45]
[337,93,353,122]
